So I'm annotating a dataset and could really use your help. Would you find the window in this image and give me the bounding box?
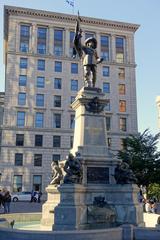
[37,27,47,54]
[35,112,44,128]
[33,175,42,191]
[119,117,127,131]
[71,63,78,74]
[54,95,61,107]
[19,75,27,86]
[120,138,126,150]
[20,58,28,69]
[69,31,75,57]
[13,175,22,192]
[54,29,63,56]
[16,134,24,146]
[70,114,75,129]
[103,83,110,93]
[104,100,110,111]
[17,111,25,127]
[119,100,126,112]
[37,77,45,88]
[53,136,61,147]
[37,59,45,71]
[52,154,60,161]
[55,61,62,72]
[34,154,42,166]
[15,153,23,166]
[35,135,43,147]
[18,93,26,105]
[102,66,109,77]
[119,84,125,95]
[85,32,95,39]
[53,113,61,128]
[71,80,78,91]
[54,78,62,89]
[36,94,44,107]
[53,136,61,148]
[70,136,73,148]
[106,117,111,131]
[116,37,125,63]
[20,25,30,52]
[71,96,75,104]
[118,68,125,80]
[107,138,111,148]
[100,35,109,61]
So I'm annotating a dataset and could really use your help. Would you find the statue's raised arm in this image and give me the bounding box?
[73,12,103,88]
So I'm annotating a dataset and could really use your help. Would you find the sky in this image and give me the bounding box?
[0,0,160,141]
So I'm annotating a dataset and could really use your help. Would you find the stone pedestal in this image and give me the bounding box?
[41,87,144,230]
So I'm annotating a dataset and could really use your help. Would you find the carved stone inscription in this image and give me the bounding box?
[87,167,109,184]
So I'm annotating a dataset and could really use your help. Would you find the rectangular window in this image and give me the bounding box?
[100,35,109,61]
[119,100,126,112]
[70,114,75,129]
[53,136,61,148]
[20,58,28,69]
[102,66,109,77]
[20,25,30,52]
[54,95,61,107]
[35,112,44,128]
[71,79,78,91]
[37,27,47,54]
[118,68,125,80]
[17,111,25,127]
[70,136,73,148]
[120,138,126,150]
[35,135,43,147]
[104,100,110,111]
[116,37,125,63]
[70,96,75,104]
[106,117,111,131]
[119,84,125,95]
[54,29,63,56]
[37,59,45,71]
[37,77,45,88]
[103,83,110,93]
[53,113,61,128]
[69,31,75,57]
[18,93,26,105]
[107,138,111,148]
[33,175,42,191]
[119,117,127,131]
[36,94,44,107]
[55,61,62,72]
[54,78,62,89]
[16,134,24,146]
[71,63,78,74]
[52,154,60,161]
[15,153,23,166]
[19,75,27,86]
[13,175,22,192]
[85,32,95,39]
[34,154,42,166]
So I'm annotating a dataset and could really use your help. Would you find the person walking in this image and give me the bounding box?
[3,191,11,213]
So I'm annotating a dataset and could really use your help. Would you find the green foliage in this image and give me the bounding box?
[118,129,160,187]
[147,183,160,201]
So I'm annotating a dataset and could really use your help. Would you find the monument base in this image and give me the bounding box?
[41,184,144,230]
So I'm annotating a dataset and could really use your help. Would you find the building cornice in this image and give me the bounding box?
[4,5,140,34]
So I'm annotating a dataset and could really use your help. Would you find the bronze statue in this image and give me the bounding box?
[73,13,103,88]
[63,153,82,184]
[114,162,137,184]
[50,161,63,186]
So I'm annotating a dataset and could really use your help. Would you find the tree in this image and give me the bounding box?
[118,129,160,187]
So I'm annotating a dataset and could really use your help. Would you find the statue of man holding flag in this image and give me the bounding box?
[73,13,103,88]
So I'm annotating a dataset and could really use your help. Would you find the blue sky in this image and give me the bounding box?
[0,0,160,139]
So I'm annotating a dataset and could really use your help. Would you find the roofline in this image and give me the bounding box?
[4,5,140,36]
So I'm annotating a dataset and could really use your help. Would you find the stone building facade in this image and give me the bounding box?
[0,5,139,192]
